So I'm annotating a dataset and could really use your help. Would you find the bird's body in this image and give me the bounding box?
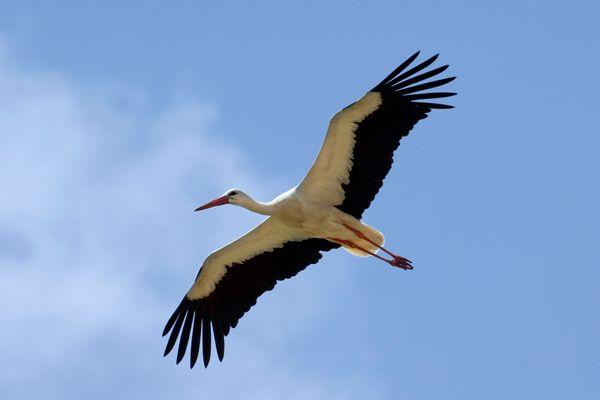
[163,52,456,368]
[187,187,387,300]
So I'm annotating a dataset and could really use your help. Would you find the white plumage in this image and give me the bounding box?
[163,51,456,368]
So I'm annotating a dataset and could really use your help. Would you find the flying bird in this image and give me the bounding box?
[163,51,456,368]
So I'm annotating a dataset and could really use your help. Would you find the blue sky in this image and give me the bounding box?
[1,1,599,399]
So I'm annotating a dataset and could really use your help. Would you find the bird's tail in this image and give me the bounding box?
[340,222,385,257]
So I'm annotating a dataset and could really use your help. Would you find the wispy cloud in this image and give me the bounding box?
[0,38,387,400]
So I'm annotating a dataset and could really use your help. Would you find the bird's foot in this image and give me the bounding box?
[389,256,413,270]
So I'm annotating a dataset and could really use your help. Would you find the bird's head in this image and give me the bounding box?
[194,189,248,211]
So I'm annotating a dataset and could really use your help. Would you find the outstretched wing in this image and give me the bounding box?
[298,52,456,218]
[162,217,339,368]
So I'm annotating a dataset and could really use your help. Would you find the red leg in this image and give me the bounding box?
[327,237,412,270]
[340,223,413,270]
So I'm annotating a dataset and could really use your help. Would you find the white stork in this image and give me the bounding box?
[163,51,455,368]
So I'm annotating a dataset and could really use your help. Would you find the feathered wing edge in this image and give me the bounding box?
[372,51,456,109]
[336,52,456,218]
[162,238,339,368]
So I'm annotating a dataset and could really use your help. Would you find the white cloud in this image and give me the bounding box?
[0,38,388,400]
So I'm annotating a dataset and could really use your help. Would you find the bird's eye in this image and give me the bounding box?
[229,190,238,196]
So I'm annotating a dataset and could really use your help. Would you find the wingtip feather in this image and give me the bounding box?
[162,302,183,337]
[375,51,421,89]
[190,310,202,368]
[202,317,212,367]
[163,310,186,357]
[176,310,194,364]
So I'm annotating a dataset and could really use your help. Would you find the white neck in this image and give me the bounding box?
[238,196,274,216]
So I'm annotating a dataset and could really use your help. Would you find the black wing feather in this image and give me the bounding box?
[213,317,225,362]
[190,312,202,368]
[176,309,193,364]
[377,51,421,87]
[163,310,185,356]
[382,53,439,89]
[391,65,449,90]
[202,314,211,367]
[163,238,339,368]
[337,52,456,218]
[396,77,455,95]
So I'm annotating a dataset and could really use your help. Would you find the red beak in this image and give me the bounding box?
[194,195,229,211]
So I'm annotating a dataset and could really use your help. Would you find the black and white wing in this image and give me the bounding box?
[162,217,338,368]
[298,52,456,218]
